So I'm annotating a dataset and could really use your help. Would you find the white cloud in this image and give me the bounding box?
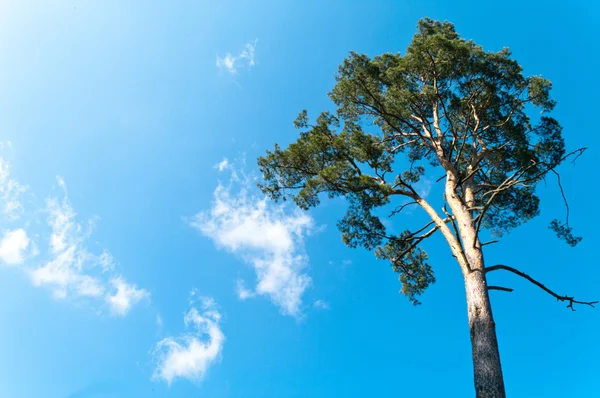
[31,187,103,299]
[106,277,150,317]
[216,54,236,74]
[313,299,330,310]
[75,275,106,298]
[98,249,115,272]
[0,228,29,265]
[0,157,28,220]
[153,296,225,385]
[190,176,313,317]
[216,39,257,74]
[0,154,148,317]
[215,158,230,172]
[239,41,256,67]
[26,176,149,315]
[46,195,79,254]
[235,279,254,300]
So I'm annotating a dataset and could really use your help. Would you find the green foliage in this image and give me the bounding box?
[258,18,575,304]
[375,234,435,305]
[549,219,582,247]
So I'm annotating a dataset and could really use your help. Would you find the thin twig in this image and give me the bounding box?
[551,169,570,225]
[388,201,418,218]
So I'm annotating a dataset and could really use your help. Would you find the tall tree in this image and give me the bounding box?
[258,18,596,397]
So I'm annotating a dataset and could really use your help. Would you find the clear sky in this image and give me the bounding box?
[0,1,598,397]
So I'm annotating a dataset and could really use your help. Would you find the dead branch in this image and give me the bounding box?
[481,240,499,246]
[485,264,598,311]
[488,286,514,293]
[389,201,418,218]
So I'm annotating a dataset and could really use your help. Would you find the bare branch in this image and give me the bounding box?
[388,139,420,153]
[571,148,585,164]
[550,167,572,226]
[388,201,418,218]
[488,286,514,293]
[391,225,440,263]
[485,264,598,311]
[473,148,586,240]
[481,240,499,246]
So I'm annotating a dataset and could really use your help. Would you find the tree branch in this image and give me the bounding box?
[388,201,418,218]
[485,264,598,310]
[488,286,514,293]
[481,240,499,246]
[551,169,570,225]
[399,190,471,274]
[474,148,587,238]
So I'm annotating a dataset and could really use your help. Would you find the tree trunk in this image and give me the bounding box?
[464,269,506,398]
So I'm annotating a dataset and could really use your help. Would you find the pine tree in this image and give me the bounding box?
[257,18,596,397]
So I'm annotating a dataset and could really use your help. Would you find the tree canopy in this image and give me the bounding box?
[258,18,582,305]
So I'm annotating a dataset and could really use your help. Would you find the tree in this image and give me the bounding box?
[257,18,596,397]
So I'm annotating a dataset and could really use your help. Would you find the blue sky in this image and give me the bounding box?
[0,1,598,397]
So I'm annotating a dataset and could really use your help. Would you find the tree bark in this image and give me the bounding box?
[464,269,506,398]
[440,170,506,396]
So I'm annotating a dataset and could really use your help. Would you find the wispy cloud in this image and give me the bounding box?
[152,293,225,385]
[214,158,230,172]
[29,177,150,314]
[235,279,254,300]
[313,299,330,310]
[0,151,149,317]
[0,156,28,220]
[98,250,115,273]
[190,168,313,317]
[0,150,31,266]
[216,39,257,74]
